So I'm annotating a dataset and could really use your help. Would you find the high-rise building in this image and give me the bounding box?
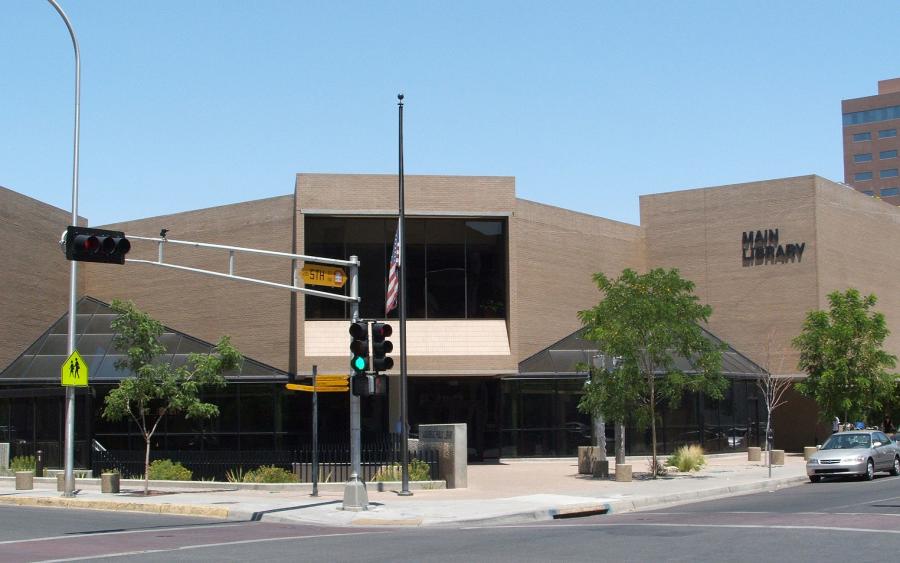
[842,78,900,205]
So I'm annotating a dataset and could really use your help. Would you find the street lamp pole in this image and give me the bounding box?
[46,0,81,498]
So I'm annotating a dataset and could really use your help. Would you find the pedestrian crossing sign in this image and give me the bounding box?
[61,350,89,387]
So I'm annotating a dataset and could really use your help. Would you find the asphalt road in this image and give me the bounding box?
[2,474,898,562]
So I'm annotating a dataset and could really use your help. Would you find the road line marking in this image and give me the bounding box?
[821,494,900,512]
[463,523,900,534]
[35,531,389,562]
[0,522,247,546]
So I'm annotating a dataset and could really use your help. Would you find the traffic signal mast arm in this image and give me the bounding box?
[120,234,360,302]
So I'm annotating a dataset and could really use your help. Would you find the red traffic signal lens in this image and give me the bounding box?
[372,323,392,339]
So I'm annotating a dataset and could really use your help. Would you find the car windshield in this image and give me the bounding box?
[822,434,871,450]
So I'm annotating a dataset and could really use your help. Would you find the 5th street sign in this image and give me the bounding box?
[61,350,89,387]
[301,264,346,288]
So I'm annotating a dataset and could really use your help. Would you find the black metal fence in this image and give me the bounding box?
[91,434,440,482]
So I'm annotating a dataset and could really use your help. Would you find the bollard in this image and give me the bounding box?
[15,471,34,490]
[615,463,632,482]
[803,446,818,460]
[770,449,785,466]
[35,450,44,478]
[101,472,120,494]
[748,447,761,462]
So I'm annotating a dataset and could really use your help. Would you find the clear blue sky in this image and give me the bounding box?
[2,1,898,227]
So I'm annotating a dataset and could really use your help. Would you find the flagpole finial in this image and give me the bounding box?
[397,93,404,102]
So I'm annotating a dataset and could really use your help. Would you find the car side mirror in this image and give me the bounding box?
[816,445,822,450]
[873,441,882,448]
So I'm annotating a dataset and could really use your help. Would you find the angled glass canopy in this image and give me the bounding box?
[516,326,767,379]
[0,296,288,384]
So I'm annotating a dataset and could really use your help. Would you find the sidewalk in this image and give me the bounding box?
[0,453,809,527]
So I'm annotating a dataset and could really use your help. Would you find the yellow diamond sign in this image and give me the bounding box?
[61,350,89,387]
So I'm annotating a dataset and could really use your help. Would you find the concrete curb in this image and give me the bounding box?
[0,493,229,519]
[603,474,809,514]
[0,476,445,493]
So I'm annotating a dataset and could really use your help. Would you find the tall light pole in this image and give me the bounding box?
[46,0,81,498]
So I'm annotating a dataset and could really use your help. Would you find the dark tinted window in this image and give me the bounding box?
[854,153,872,163]
[305,217,507,320]
[853,132,872,142]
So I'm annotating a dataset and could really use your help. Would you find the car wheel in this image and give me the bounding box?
[891,456,900,477]
[809,475,821,483]
[865,459,875,481]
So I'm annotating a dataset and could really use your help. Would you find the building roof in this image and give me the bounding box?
[516,326,767,379]
[0,297,288,384]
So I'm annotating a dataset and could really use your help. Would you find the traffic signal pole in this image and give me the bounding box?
[46,0,81,499]
[343,256,369,510]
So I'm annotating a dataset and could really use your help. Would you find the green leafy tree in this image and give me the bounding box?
[793,289,897,425]
[102,300,242,495]
[577,268,726,477]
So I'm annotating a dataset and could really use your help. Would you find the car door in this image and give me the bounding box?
[873,432,890,470]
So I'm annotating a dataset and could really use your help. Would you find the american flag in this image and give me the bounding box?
[386,223,401,315]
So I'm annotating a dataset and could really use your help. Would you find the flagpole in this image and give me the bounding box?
[397,93,412,496]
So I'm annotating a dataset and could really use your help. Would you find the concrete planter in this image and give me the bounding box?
[615,464,632,482]
[577,447,595,474]
[15,471,34,490]
[747,447,761,462]
[769,449,785,465]
[101,473,120,494]
[803,446,818,460]
[592,459,610,479]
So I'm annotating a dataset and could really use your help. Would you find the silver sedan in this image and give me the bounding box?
[806,430,900,482]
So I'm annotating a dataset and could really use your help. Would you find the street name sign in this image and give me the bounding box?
[301,264,346,288]
[61,350,89,387]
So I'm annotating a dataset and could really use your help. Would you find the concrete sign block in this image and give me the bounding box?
[419,423,467,489]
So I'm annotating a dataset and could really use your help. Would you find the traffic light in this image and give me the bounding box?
[351,374,372,397]
[349,321,369,374]
[64,226,131,265]
[371,322,394,372]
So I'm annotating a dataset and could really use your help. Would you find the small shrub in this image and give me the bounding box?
[372,459,431,482]
[148,459,193,481]
[224,467,245,483]
[243,465,297,483]
[10,455,36,472]
[666,444,706,472]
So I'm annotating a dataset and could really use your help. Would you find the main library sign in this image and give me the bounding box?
[742,228,805,267]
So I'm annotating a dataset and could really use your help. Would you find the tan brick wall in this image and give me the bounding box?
[513,199,644,361]
[641,176,821,374]
[296,173,516,215]
[814,177,900,360]
[0,188,82,370]
[86,195,296,371]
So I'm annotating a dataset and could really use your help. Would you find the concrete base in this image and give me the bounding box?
[101,473,120,494]
[748,447,761,462]
[769,449,785,466]
[15,471,33,490]
[803,446,817,460]
[341,479,369,511]
[592,459,609,479]
[615,464,632,482]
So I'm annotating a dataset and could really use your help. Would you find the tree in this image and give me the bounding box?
[577,268,726,477]
[102,300,242,495]
[755,328,792,477]
[793,288,897,425]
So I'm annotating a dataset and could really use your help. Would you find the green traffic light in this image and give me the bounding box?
[352,355,367,371]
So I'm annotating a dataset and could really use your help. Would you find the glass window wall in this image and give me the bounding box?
[304,217,507,320]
